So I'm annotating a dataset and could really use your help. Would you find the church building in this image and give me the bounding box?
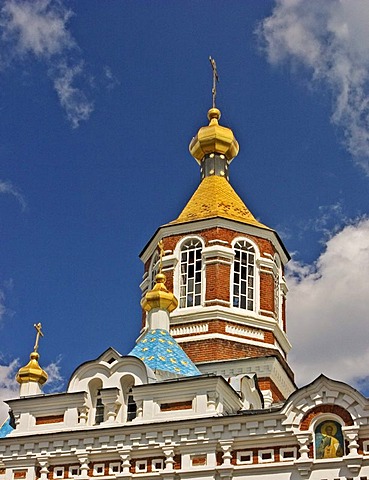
[1,80,369,480]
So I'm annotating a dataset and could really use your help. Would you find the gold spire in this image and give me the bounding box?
[16,323,48,385]
[141,243,178,313]
[174,58,268,229]
[170,175,270,229]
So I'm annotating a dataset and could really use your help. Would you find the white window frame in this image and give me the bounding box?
[149,251,160,290]
[236,450,253,464]
[363,440,369,454]
[93,464,105,476]
[231,238,259,312]
[53,468,64,479]
[258,449,274,463]
[135,460,147,473]
[68,466,80,478]
[175,236,204,309]
[151,459,164,471]
[279,447,297,461]
[108,463,121,475]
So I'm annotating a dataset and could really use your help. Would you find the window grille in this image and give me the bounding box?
[127,389,137,421]
[94,390,104,425]
[149,252,160,290]
[179,239,202,308]
[232,240,255,310]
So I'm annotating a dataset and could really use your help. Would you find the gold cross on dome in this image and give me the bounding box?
[33,322,44,352]
[209,56,219,108]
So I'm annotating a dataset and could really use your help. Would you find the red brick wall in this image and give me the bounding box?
[205,263,230,302]
[35,415,64,425]
[300,404,353,430]
[182,337,277,363]
[258,377,285,402]
[260,271,274,313]
[160,401,192,411]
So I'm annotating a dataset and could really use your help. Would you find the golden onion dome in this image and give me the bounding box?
[141,272,178,313]
[189,108,239,164]
[16,351,48,385]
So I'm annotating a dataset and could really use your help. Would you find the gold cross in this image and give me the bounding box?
[33,322,44,352]
[158,239,165,273]
[209,56,219,108]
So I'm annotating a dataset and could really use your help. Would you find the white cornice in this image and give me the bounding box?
[175,332,278,351]
[170,305,292,354]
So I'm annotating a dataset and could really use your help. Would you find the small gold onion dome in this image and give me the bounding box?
[16,351,48,385]
[141,273,178,313]
[189,108,239,164]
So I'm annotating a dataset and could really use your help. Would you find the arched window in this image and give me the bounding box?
[179,239,202,308]
[88,378,104,425]
[232,240,255,310]
[314,419,344,459]
[149,251,160,290]
[120,375,137,423]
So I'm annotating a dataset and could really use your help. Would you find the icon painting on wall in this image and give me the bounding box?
[315,420,344,458]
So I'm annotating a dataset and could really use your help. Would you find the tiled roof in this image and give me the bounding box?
[129,329,200,377]
[0,418,13,438]
[170,175,269,229]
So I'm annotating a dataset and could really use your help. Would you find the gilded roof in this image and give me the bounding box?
[170,175,270,229]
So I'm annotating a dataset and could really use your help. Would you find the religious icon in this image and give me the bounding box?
[315,420,344,459]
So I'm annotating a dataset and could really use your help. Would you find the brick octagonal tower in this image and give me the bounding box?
[139,107,295,406]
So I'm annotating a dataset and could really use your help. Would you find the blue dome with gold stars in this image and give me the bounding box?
[0,418,14,438]
[129,329,200,377]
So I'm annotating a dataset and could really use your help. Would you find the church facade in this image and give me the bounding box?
[1,103,369,480]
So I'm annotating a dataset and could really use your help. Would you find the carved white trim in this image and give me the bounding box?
[170,324,209,336]
[225,324,264,340]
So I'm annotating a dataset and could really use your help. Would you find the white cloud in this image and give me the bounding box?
[0,357,64,425]
[258,0,369,172]
[1,0,73,58]
[53,62,94,129]
[0,179,26,210]
[287,217,369,388]
[0,0,93,127]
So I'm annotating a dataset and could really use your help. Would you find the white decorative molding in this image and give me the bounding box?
[170,324,209,336]
[202,245,234,263]
[280,447,297,461]
[204,299,230,307]
[258,448,274,463]
[225,324,264,340]
[208,239,229,245]
[175,332,276,351]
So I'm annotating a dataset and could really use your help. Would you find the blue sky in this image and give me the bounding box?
[1,0,369,417]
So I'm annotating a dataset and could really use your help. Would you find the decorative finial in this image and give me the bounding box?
[141,240,178,313]
[209,56,219,109]
[33,322,44,352]
[158,240,165,274]
[16,323,48,391]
